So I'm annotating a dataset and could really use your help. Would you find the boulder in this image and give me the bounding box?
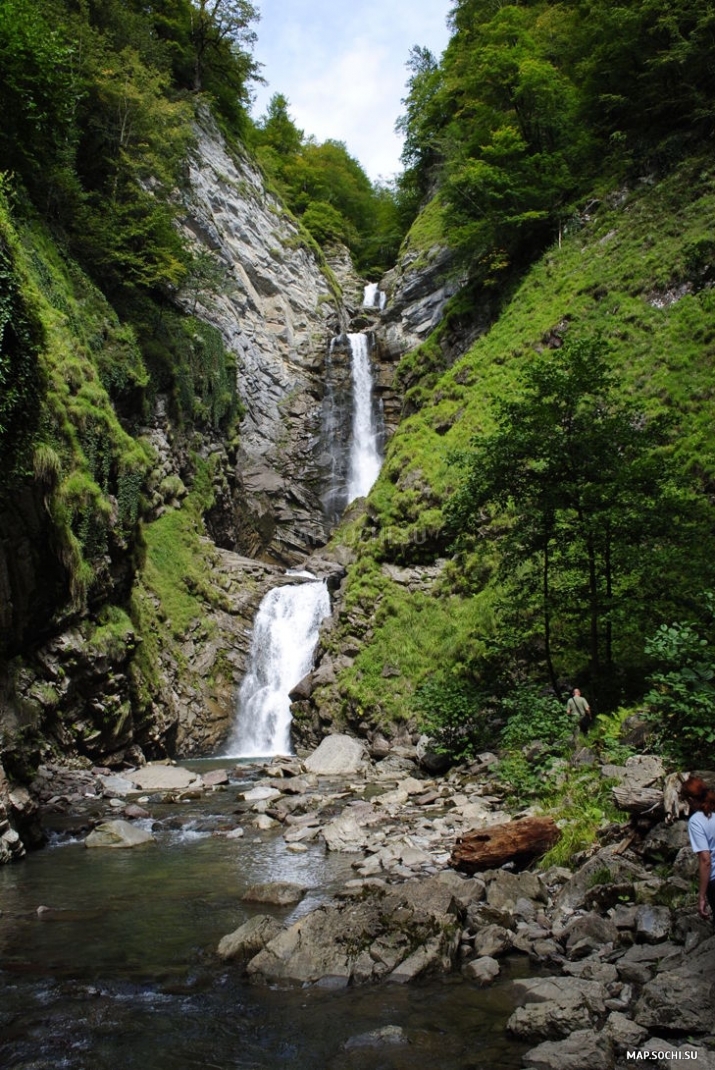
[202,769,229,787]
[217,914,283,963]
[633,936,715,1033]
[560,913,619,958]
[463,955,500,985]
[507,977,608,1041]
[604,1010,649,1052]
[127,764,201,793]
[246,878,460,987]
[635,904,672,944]
[641,820,689,863]
[638,1040,715,1069]
[321,802,381,851]
[242,881,306,906]
[472,924,512,958]
[241,785,282,803]
[98,773,137,796]
[555,849,648,912]
[304,734,366,776]
[389,937,448,983]
[433,869,486,911]
[523,1028,613,1070]
[85,820,155,849]
[486,870,546,911]
[344,1026,408,1050]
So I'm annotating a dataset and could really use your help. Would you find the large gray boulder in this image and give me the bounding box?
[304,734,366,776]
[523,1028,613,1070]
[321,804,378,852]
[485,870,546,911]
[85,820,155,849]
[246,877,460,987]
[127,764,201,793]
[634,936,715,1034]
[242,882,305,906]
[507,977,608,1041]
[555,849,648,912]
[217,914,283,963]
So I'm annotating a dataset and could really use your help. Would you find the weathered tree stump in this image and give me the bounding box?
[450,816,561,874]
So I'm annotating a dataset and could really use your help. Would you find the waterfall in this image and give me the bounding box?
[363,282,386,310]
[346,332,382,502]
[224,575,330,758]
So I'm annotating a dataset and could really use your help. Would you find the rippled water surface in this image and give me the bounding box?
[0,764,530,1070]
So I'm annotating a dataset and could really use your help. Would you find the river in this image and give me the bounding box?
[0,760,530,1070]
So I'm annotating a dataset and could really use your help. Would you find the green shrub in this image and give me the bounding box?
[413,676,495,761]
[500,687,573,752]
[644,594,715,763]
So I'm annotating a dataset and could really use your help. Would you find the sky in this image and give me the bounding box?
[249,0,453,183]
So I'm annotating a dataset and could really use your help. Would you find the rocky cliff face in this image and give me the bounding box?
[0,110,405,804]
[177,112,351,563]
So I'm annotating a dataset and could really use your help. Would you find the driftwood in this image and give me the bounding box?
[611,785,664,817]
[450,816,561,874]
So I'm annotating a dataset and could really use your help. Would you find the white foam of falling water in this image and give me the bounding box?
[223,575,331,758]
[346,332,381,502]
[362,283,386,310]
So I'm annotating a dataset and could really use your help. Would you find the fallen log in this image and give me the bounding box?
[611,785,664,817]
[450,816,561,874]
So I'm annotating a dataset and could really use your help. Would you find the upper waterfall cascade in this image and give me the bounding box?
[363,282,387,310]
[224,574,330,757]
[346,331,382,502]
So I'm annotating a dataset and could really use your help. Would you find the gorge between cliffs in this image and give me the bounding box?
[4,4,715,1062]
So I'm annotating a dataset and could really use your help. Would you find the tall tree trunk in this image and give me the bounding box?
[605,522,613,665]
[543,535,560,697]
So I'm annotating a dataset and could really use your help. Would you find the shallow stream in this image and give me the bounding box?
[0,762,530,1070]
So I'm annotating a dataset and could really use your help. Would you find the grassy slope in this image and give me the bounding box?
[327,157,715,728]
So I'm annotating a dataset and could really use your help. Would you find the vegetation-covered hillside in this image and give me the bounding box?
[2,0,715,782]
[321,0,715,769]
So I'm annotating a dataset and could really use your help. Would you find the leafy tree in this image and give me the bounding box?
[0,0,79,202]
[446,337,704,695]
[301,201,358,249]
[256,93,304,160]
[254,98,405,274]
[73,46,193,292]
[188,0,259,102]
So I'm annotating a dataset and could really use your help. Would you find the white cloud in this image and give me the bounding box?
[250,0,451,180]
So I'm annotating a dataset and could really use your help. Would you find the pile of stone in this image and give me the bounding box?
[10,735,715,1067]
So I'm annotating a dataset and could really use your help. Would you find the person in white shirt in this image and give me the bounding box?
[681,775,715,925]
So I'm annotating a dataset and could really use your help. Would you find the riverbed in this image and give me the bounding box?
[0,762,530,1070]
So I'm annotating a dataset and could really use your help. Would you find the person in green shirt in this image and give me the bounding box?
[566,687,591,740]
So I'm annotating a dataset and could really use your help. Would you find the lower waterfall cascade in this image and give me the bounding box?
[223,574,330,757]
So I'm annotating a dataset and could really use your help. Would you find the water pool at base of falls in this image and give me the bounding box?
[0,764,530,1070]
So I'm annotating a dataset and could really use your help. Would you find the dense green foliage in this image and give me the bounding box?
[0,0,251,637]
[397,0,715,287]
[0,0,249,436]
[252,94,404,276]
[333,153,715,756]
[445,337,707,698]
[644,595,715,764]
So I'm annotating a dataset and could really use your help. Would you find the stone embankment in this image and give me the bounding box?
[21,739,715,1070]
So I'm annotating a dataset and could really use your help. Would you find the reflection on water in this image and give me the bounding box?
[0,766,530,1070]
